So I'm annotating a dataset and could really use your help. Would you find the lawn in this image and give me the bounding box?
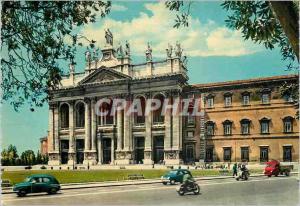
[2,169,262,185]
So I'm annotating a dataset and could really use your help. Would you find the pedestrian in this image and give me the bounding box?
[233,163,238,177]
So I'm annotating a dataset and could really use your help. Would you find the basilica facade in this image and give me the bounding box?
[47,31,298,166]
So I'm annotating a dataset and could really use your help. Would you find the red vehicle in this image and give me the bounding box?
[264,160,293,177]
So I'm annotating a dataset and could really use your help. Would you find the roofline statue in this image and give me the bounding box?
[105,29,113,46]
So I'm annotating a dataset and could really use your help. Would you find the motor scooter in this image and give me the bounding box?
[176,180,200,196]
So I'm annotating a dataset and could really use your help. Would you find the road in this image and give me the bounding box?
[2,176,299,206]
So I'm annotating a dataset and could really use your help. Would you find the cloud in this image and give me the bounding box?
[111,4,128,12]
[80,2,262,58]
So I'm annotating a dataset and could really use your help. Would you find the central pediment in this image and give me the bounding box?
[78,67,131,85]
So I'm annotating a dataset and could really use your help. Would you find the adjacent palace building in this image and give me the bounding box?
[47,31,299,166]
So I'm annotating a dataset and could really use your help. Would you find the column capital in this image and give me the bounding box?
[49,101,59,109]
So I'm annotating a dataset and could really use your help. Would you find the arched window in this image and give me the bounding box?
[98,99,114,126]
[134,96,146,125]
[60,104,69,129]
[153,94,164,124]
[75,102,85,128]
[283,116,293,133]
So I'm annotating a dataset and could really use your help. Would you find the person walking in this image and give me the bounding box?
[233,163,238,177]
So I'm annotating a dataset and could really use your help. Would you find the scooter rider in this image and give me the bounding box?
[182,172,194,188]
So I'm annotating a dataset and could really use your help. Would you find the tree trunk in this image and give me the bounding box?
[269,1,299,61]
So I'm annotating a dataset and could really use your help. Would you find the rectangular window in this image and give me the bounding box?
[225,96,232,107]
[261,121,269,134]
[260,147,269,162]
[262,93,270,104]
[284,121,292,133]
[187,115,195,125]
[187,131,194,138]
[224,124,232,135]
[223,148,231,161]
[241,147,249,162]
[207,125,214,136]
[241,123,250,134]
[207,98,214,108]
[242,95,250,105]
[283,146,292,162]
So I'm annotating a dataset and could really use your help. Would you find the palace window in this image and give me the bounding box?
[283,146,292,162]
[206,121,215,136]
[187,115,195,125]
[206,95,214,108]
[260,147,269,162]
[224,92,232,107]
[241,147,249,162]
[60,103,69,129]
[223,147,231,161]
[260,118,270,134]
[187,131,194,138]
[75,102,85,128]
[240,119,251,135]
[223,120,232,136]
[283,116,293,133]
[242,92,250,105]
[261,89,271,104]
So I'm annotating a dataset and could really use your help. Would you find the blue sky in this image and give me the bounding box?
[1,1,296,153]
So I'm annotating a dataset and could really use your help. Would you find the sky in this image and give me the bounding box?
[1,1,297,153]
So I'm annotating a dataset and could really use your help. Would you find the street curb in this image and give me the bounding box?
[2,172,297,195]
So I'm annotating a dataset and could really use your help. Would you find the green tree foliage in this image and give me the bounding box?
[1,144,19,166]
[1,1,111,111]
[20,150,36,165]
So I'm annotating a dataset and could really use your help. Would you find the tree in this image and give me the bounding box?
[1,1,111,111]
[166,1,299,115]
[1,145,19,165]
[20,150,36,165]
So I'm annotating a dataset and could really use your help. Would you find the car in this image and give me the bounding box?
[264,160,293,177]
[13,174,60,197]
[161,169,192,185]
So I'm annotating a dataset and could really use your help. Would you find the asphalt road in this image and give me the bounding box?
[2,176,299,206]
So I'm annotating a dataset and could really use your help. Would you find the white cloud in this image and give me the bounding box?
[111,4,128,12]
[80,2,262,58]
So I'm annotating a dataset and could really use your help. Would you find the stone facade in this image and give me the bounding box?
[47,32,298,166]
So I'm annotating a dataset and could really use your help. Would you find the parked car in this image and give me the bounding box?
[161,169,192,185]
[13,174,60,197]
[264,160,293,177]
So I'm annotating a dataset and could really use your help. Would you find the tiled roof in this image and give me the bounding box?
[192,74,298,89]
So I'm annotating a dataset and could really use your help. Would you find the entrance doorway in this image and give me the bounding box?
[185,144,195,163]
[60,140,69,164]
[153,136,164,164]
[76,139,84,164]
[102,138,111,164]
[134,137,145,164]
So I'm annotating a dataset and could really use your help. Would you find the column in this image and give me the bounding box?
[48,104,60,165]
[68,102,75,165]
[117,109,123,150]
[123,97,132,151]
[169,94,181,165]
[111,138,115,164]
[54,106,60,152]
[164,96,172,150]
[84,99,91,165]
[91,99,97,151]
[48,106,54,153]
[144,94,153,164]
[97,135,102,164]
